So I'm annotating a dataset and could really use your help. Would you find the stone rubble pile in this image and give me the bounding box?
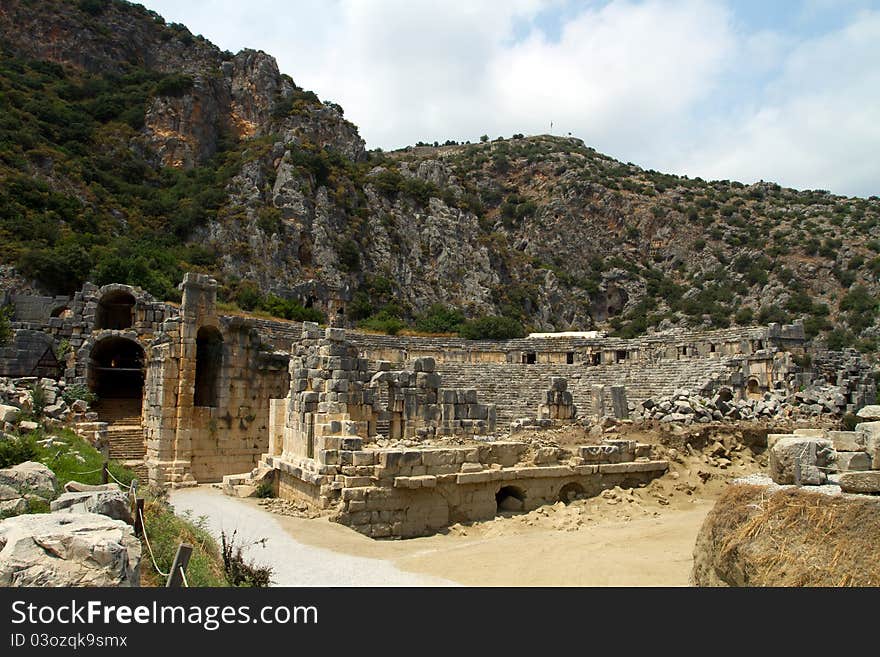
[631,383,853,425]
[766,406,880,493]
[0,376,96,430]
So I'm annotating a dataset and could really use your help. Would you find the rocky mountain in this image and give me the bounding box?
[1,0,878,350]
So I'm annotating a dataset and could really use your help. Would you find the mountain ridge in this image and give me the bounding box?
[0,0,878,351]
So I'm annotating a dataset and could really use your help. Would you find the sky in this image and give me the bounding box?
[137,0,880,198]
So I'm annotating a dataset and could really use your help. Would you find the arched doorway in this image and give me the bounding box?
[746,377,761,398]
[95,291,136,330]
[87,336,145,419]
[558,482,585,504]
[496,485,526,513]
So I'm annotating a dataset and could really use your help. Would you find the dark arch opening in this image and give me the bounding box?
[88,337,145,400]
[747,378,760,396]
[194,326,223,407]
[50,305,68,318]
[95,291,135,330]
[558,482,585,504]
[716,387,734,402]
[496,485,526,513]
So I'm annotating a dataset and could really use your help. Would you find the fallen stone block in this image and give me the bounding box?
[857,421,880,469]
[838,471,880,494]
[767,433,796,449]
[769,437,833,485]
[856,405,880,421]
[50,490,133,523]
[834,452,871,473]
[826,431,865,453]
[63,481,121,494]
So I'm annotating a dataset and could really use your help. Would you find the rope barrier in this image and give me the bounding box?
[138,507,169,578]
[69,467,104,475]
[179,566,189,588]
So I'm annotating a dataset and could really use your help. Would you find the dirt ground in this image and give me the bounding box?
[246,422,771,586]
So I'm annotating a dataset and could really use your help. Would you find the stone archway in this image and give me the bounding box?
[87,336,145,400]
[95,289,136,330]
[496,485,526,513]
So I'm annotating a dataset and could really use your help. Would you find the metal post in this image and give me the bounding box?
[133,498,145,535]
[166,543,193,587]
[101,462,109,485]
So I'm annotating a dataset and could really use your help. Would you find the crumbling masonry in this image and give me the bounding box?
[1,273,876,536]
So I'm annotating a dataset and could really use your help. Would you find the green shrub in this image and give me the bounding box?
[826,328,855,350]
[61,383,98,406]
[842,413,859,431]
[0,305,11,347]
[235,282,262,311]
[221,530,273,587]
[141,500,228,587]
[28,382,47,419]
[337,239,361,272]
[0,433,37,469]
[154,74,194,97]
[415,304,464,333]
[734,306,754,325]
[259,294,323,323]
[255,481,274,498]
[459,316,524,340]
[359,311,405,335]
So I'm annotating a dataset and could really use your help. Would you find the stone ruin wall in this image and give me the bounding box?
[143,274,289,487]
[237,323,668,538]
[2,274,877,494]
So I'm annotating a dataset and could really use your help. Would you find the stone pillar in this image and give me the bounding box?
[610,385,629,419]
[591,385,606,418]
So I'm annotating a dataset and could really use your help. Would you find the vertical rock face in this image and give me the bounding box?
[0,512,141,587]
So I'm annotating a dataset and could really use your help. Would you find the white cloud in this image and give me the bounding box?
[675,10,880,196]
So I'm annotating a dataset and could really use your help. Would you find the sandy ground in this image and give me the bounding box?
[171,428,763,586]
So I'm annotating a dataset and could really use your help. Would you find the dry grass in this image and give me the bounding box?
[707,485,880,586]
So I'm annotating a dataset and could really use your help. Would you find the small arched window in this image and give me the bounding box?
[194,326,223,407]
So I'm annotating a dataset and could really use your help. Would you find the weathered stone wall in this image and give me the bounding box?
[144,274,289,486]
[259,439,667,538]
[5,283,170,383]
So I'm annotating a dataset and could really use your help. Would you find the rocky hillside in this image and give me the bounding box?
[1,0,879,350]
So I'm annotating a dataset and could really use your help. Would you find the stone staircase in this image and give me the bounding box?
[93,398,147,481]
[436,357,742,425]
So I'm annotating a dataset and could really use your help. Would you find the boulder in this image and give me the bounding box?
[856,405,880,421]
[43,403,66,419]
[51,490,133,523]
[0,404,19,423]
[18,420,39,432]
[838,471,880,494]
[0,512,140,587]
[769,437,833,485]
[0,498,27,516]
[0,461,57,500]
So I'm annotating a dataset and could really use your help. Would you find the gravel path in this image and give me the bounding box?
[169,486,456,587]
